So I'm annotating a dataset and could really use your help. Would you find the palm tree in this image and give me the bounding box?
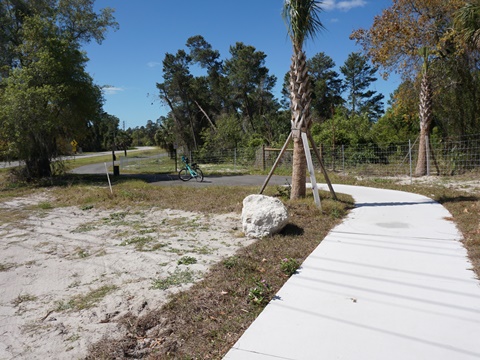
[455,1,480,49]
[415,47,433,177]
[282,0,324,199]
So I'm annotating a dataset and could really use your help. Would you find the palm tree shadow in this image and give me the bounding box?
[437,195,479,204]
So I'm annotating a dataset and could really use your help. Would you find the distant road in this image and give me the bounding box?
[0,147,156,170]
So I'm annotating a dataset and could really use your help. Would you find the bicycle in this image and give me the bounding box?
[178,155,204,182]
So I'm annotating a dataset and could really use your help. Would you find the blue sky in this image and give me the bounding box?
[84,0,398,129]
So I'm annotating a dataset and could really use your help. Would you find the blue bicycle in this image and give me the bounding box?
[178,155,204,182]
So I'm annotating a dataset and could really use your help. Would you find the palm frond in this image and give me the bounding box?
[454,1,480,48]
[282,0,325,50]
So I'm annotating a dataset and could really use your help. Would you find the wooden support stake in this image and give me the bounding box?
[301,132,321,209]
[259,132,293,194]
[104,163,113,195]
[307,130,337,201]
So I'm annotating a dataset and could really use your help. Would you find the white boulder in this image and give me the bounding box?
[242,195,289,238]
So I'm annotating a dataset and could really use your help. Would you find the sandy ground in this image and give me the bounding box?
[359,175,480,194]
[0,194,252,359]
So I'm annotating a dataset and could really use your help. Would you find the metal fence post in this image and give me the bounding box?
[409,139,412,184]
[234,148,237,171]
[262,145,266,171]
[426,135,430,176]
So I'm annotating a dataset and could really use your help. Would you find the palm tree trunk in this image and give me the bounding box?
[291,136,307,198]
[415,71,433,176]
[290,49,311,199]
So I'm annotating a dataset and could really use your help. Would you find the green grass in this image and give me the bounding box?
[55,285,118,312]
[151,268,197,290]
[63,148,163,169]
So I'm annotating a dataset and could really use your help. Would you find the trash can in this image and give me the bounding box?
[113,165,120,176]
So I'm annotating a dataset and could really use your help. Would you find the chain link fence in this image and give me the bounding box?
[115,134,480,178]
[186,134,480,178]
[261,136,480,177]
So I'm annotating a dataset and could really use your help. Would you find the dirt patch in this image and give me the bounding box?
[0,194,252,359]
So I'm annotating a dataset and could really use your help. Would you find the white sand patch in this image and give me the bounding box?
[0,196,251,359]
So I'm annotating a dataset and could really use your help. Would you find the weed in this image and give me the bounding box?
[38,202,53,210]
[66,334,81,342]
[150,242,168,251]
[81,204,94,211]
[107,212,128,221]
[76,248,90,258]
[119,236,154,251]
[55,285,118,311]
[248,279,271,306]
[280,258,300,277]
[11,294,37,306]
[71,223,97,233]
[68,280,81,289]
[138,228,156,234]
[193,245,214,255]
[275,181,291,199]
[178,256,197,265]
[223,256,239,269]
[151,268,197,290]
[0,262,15,272]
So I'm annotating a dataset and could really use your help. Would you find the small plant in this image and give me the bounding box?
[178,256,197,265]
[38,202,53,210]
[119,236,154,251]
[76,248,90,258]
[11,293,37,306]
[81,204,94,211]
[248,279,270,306]
[223,256,238,269]
[109,212,128,220]
[280,257,300,277]
[0,262,15,272]
[151,268,196,290]
[71,223,97,233]
[55,285,118,311]
[275,180,291,199]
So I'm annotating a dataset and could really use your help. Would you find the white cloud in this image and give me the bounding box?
[102,86,125,95]
[322,0,367,11]
[147,61,161,68]
[337,0,367,11]
[322,0,336,10]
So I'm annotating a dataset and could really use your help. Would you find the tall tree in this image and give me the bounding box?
[224,42,277,132]
[307,52,343,121]
[455,1,480,49]
[340,52,384,121]
[415,47,434,176]
[350,0,468,176]
[186,35,227,116]
[157,50,200,151]
[282,0,324,200]
[0,2,116,178]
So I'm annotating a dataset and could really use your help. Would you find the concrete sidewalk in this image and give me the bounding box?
[224,184,480,360]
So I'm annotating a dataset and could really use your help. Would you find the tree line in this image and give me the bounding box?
[153,35,386,158]
[0,0,478,185]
